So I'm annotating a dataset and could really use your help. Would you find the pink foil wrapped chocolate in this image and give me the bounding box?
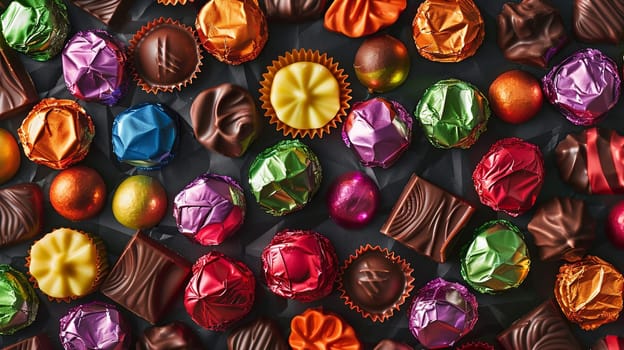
[173,173,245,246]
[59,302,131,350]
[342,97,412,168]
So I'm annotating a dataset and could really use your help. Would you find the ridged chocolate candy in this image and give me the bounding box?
[0,184,43,247]
[138,322,202,350]
[574,0,624,44]
[264,0,326,20]
[227,318,288,350]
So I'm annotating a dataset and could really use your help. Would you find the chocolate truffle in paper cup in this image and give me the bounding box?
[408,278,478,349]
[343,98,412,168]
[326,171,380,228]
[248,140,322,216]
[0,0,69,61]
[542,48,621,126]
[62,30,128,106]
[173,173,246,246]
[0,265,38,335]
[554,255,624,330]
[460,220,530,294]
[415,79,489,149]
[59,302,131,350]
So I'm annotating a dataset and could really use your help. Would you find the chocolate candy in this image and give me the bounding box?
[415,79,490,149]
[574,0,624,44]
[62,30,127,105]
[0,184,43,247]
[0,265,38,335]
[184,251,255,331]
[342,98,412,168]
[112,103,178,170]
[262,229,338,302]
[412,0,484,62]
[607,200,624,248]
[101,231,191,324]
[353,35,410,93]
[555,128,624,194]
[70,0,130,26]
[173,173,246,246]
[497,300,582,350]
[381,174,475,263]
[227,318,288,350]
[408,278,478,348]
[59,302,131,349]
[0,36,38,120]
[554,255,624,330]
[190,83,261,158]
[289,309,362,350]
[497,0,567,68]
[2,334,53,350]
[326,171,379,228]
[324,0,406,38]
[49,166,107,221]
[593,336,624,350]
[111,175,168,230]
[473,138,544,216]
[528,197,595,262]
[461,220,530,294]
[374,340,413,350]
[543,48,621,126]
[248,140,322,216]
[455,342,495,350]
[0,129,19,184]
[488,70,543,124]
[0,0,69,61]
[339,245,414,322]
[264,0,326,21]
[18,98,95,170]
[138,322,202,350]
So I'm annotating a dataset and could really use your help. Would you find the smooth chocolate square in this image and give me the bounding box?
[380,174,474,263]
[101,231,191,324]
[2,334,53,350]
[70,0,130,26]
[0,35,38,120]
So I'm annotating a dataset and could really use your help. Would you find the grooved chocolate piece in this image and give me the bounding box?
[380,174,475,263]
[528,197,595,262]
[70,0,129,26]
[264,0,326,20]
[2,334,53,350]
[374,340,413,350]
[227,318,288,350]
[574,0,624,44]
[101,231,191,324]
[138,321,202,350]
[0,184,43,247]
[0,35,38,120]
[497,300,582,350]
[497,0,568,67]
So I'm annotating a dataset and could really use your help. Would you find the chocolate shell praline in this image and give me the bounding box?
[138,321,202,350]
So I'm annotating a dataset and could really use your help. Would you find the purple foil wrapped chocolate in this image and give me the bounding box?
[542,48,621,126]
[408,278,478,349]
[173,173,246,246]
[342,97,412,168]
[59,301,131,350]
[62,30,128,106]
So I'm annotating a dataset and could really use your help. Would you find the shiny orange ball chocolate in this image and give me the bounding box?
[324,0,406,38]
[489,70,543,124]
[50,166,106,221]
[0,128,20,184]
[354,35,410,93]
[112,175,167,230]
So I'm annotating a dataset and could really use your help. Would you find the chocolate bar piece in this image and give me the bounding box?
[0,35,38,120]
[380,174,475,263]
[2,334,53,350]
[101,231,191,324]
[138,322,202,350]
[227,318,288,350]
[0,184,43,247]
[70,0,129,26]
[574,0,624,44]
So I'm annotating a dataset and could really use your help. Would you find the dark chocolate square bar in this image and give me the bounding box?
[2,334,53,350]
[101,231,191,324]
[0,35,38,120]
[70,0,130,26]
[380,174,474,263]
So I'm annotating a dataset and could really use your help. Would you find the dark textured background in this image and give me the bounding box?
[0,0,623,348]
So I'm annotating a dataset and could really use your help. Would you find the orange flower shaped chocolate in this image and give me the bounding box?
[289,309,362,350]
[324,0,406,38]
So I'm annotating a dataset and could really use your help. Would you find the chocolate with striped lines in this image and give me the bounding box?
[70,0,130,26]
[573,0,624,44]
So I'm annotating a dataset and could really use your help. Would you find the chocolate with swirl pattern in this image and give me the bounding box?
[227,318,288,350]
[263,0,326,21]
[138,321,202,350]
[100,231,191,324]
[70,0,130,26]
[573,0,624,44]
[380,174,475,263]
[0,184,43,247]
[2,334,54,350]
[0,34,38,120]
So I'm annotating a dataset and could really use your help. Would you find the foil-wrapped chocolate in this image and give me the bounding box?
[574,0,624,44]
[59,302,131,350]
[0,265,38,335]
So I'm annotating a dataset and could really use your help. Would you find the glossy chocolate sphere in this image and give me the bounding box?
[489,70,543,124]
[50,166,106,221]
[112,175,167,229]
[354,35,409,93]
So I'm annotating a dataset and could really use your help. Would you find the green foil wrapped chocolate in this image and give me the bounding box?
[460,220,530,294]
[415,79,490,149]
[0,264,38,335]
[1,0,69,61]
[249,139,322,216]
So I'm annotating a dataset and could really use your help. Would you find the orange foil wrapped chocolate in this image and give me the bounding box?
[412,0,485,62]
[554,255,624,330]
[289,309,362,350]
[196,0,267,65]
[324,0,406,38]
[18,98,94,170]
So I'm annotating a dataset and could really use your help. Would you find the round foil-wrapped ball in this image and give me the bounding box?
[607,200,624,249]
[173,173,246,246]
[112,175,167,230]
[262,229,339,302]
[353,35,410,93]
[59,302,131,350]
[408,278,478,349]
[326,171,379,228]
[0,128,20,185]
[50,166,106,221]
[488,70,543,124]
[0,264,38,335]
[343,98,412,168]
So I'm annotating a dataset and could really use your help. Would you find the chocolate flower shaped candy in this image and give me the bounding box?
[289,309,362,350]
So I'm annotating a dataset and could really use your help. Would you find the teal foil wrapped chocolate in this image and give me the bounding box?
[249,140,322,216]
[415,79,490,149]
[0,264,38,335]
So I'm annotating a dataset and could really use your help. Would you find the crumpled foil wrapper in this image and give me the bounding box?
[59,301,131,350]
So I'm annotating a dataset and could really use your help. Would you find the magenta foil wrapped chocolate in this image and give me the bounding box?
[542,48,621,126]
[62,30,128,106]
[173,173,246,246]
[408,278,478,349]
[59,302,131,350]
[342,97,412,168]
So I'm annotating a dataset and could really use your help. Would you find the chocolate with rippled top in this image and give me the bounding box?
[374,340,413,350]
[70,0,130,26]
[0,184,43,247]
[0,35,38,120]
[574,0,624,44]
[2,334,53,350]
[497,300,582,350]
[497,0,568,67]
[138,322,202,350]
[227,318,288,350]
[264,0,326,20]
[190,84,261,158]
[380,174,475,263]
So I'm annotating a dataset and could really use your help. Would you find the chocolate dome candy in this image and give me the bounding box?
[473,138,544,216]
[543,48,621,126]
[59,302,131,349]
[0,265,38,335]
[574,0,624,44]
[497,0,568,68]
[228,318,288,350]
[190,84,261,158]
[415,79,489,149]
[289,309,362,350]
[138,322,202,350]
[0,184,43,247]
[264,0,326,20]
[324,0,405,38]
